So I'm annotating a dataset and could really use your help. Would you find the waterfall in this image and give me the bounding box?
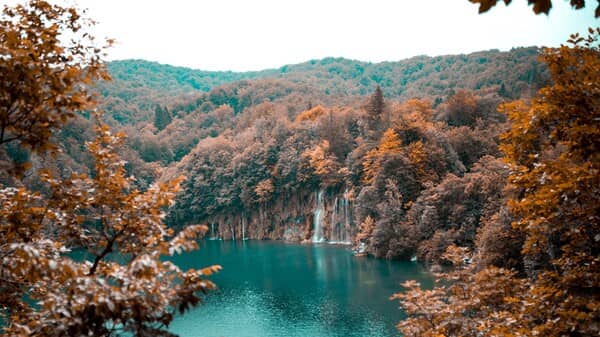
[330,196,338,242]
[209,223,219,240]
[312,189,326,242]
[340,187,352,244]
[242,216,247,240]
[322,188,353,245]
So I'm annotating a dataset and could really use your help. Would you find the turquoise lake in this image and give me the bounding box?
[168,240,433,337]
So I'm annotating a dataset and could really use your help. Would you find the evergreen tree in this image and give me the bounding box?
[153,105,172,131]
[364,86,385,140]
[498,82,510,98]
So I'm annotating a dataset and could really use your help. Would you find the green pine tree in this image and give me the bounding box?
[154,105,172,131]
[365,85,385,140]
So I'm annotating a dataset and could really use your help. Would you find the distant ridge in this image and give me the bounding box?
[97,47,546,124]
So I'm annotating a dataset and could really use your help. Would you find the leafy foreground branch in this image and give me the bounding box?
[0,1,219,335]
[393,29,600,337]
[1,122,220,336]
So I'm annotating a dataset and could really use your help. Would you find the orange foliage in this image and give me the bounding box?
[303,140,343,186]
[361,128,402,184]
[354,215,375,250]
[392,98,433,124]
[406,141,428,179]
[392,247,528,337]
[2,123,220,336]
[378,128,402,154]
[0,0,110,152]
[394,29,600,337]
[294,105,327,122]
[255,178,275,203]
[0,2,219,335]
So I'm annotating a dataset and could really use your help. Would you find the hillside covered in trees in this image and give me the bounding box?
[3,47,550,264]
[97,48,545,125]
[1,0,598,336]
[149,50,545,261]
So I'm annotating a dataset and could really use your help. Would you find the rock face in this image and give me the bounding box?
[201,187,356,244]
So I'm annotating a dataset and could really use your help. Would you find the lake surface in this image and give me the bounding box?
[168,240,433,337]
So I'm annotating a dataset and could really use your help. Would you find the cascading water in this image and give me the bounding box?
[208,188,353,243]
[312,189,326,242]
[241,216,246,240]
[330,196,339,242]
[339,188,352,244]
[210,223,216,240]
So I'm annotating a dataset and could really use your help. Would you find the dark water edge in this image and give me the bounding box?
[168,240,434,337]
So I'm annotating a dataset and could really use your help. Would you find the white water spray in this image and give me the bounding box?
[312,189,326,242]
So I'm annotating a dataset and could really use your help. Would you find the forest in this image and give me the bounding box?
[0,0,598,336]
[5,46,548,262]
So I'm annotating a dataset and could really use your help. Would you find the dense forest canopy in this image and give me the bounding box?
[97,48,546,125]
[3,44,551,257]
[1,0,598,336]
[79,46,544,264]
[3,46,547,192]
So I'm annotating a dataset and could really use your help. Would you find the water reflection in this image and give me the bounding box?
[168,240,433,337]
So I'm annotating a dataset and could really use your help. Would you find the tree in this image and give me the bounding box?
[361,128,402,185]
[0,0,110,152]
[295,105,327,122]
[303,140,343,187]
[254,178,274,203]
[394,30,600,337]
[499,29,599,335]
[469,0,600,17]
[392,246,529,337]
[0,1,219,336]
[2,123,220,336]
[153,105,173,132]
[364,86,385,140]
[497,81,510,98]
[367,86,384,118]
[436,90,480,127]
[446,125,501,169]
[407,156,509,264]
[354,215,375,253]
[371,179,414,259]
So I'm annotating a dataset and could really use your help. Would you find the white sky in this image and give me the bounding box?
[4,0,599,71]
